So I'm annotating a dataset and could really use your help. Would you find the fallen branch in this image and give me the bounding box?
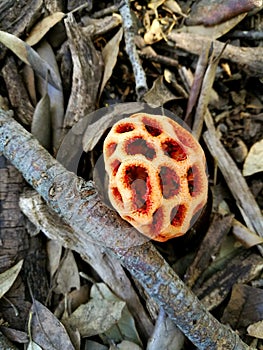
[168,31,263,78]
[118,0,148,99]
[0,109,252,350]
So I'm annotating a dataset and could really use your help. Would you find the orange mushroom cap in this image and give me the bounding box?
[103,113,208,242]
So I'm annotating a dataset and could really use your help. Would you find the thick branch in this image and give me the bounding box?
[0,109,252,350]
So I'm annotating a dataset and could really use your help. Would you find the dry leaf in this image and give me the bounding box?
[114,340,143,350]
[93,284,142,346]
[147,309,184,350]
[85,340,108,350]
[0,260,23,299]
[247,320,263,339]
[0,30,61,90]
[26,12,65,46]
[144,19,164,44]
[143,76,178,107]
[222,284,263,332]
[148,0,166,12]
[53,250,80,295]
[163,0,186,17]
[177,13,247,39]
[243,139,263,176]
[68,297,125,337]
[100,27,123,97]
[31,92,51,150]
[30,300,74,350]
[27,340,43,350]
[186,0,262,26]
[47,240,62,279]
[36,40,64,151]
[232,219,263,248]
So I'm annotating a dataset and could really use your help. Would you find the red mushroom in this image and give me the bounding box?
[103,113,208,242]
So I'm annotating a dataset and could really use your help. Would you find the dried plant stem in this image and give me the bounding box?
[118,0,148,99]
[0,109,252,350]
[203,111,263,254]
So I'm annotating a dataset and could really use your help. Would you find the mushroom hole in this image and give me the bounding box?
[159,166,180,199]
[125,137,156,160]
[142,117,162,136]
[115,123,135,133]
[187,165,202,197]
[150,208,163,234]
[111,159,121,176]
[161,139,187,161]
[124,165,150,211]
[170,204,186,227]
[112,187,123,204]
[106,142,117,157]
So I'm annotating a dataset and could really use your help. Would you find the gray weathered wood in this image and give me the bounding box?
[0,109,252,350]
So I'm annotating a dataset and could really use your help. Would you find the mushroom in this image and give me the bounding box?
[103,113,208,242]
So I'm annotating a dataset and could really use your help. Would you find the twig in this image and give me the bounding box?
[0,109,253,350]
[118,0,148,100]
[168,31,263,78]
[203,110,263,256]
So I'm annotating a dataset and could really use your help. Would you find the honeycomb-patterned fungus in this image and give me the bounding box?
[103,113,208,242]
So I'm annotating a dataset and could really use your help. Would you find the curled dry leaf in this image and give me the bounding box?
[36,40,64,151]
[232,219,263,248]
[144,19,164,45]
[143,76,179,107]
[100,27,123,97]
[31,92,51,150]
[243,139,263,176]
[186,0,262,26]
[0,30,61,90]
[0,260,23,299]
[26,12,65,46]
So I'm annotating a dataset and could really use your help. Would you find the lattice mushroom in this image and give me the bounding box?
[103,113,208,242]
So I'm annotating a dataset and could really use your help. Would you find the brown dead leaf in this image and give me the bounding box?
[186,0,262,26]
[143,75,179,107]
[177,13,247,39]
[30,300,74,350]
[232,219,263,248]
[247,320,263,340]
[100,27,123,97]
[144,19,164,45]
[163,0,186,17]
[26,12,65,46]
[53,250,80,295]
[0,31,61,90]
[243,139,263,176]
[222,284,263,332]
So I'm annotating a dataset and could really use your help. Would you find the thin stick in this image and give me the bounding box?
[0,109,252,350]
[118,0,148,100]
